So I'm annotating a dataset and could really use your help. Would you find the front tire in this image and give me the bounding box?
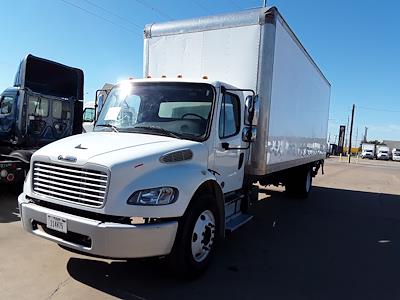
[168,194,218,278]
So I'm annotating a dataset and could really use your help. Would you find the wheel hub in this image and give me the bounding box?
[191,210,215,262]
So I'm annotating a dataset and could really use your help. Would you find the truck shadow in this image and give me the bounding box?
[0,185,20,223]
[66,186,400,299]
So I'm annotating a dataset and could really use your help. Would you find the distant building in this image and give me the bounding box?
[383,140,400,151]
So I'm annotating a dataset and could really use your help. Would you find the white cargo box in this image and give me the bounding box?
[144,7,330,176]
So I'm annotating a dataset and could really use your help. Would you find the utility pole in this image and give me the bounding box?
[263,0,267,7]
[345,115,349,151]
[348,104,355,163]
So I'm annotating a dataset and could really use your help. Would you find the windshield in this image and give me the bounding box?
[95,82,214,140]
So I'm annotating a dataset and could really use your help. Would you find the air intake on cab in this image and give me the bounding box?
[160,149,193,163]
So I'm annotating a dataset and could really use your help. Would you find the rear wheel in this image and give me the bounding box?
[285,166,312,198]
[168,194,218,278]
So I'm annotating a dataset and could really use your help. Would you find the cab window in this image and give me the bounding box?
[52,100,71,120]
[0,96,14,115]
[219,93,240,138]
[28,96,49,117]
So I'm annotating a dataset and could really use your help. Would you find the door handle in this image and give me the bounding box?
[221,142,250,150]
[238,153,244,169]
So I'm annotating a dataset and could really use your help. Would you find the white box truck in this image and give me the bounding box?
[18,7,330,276]
[392,148,400,161]
[361,143,375,159]
[376,145,390,160]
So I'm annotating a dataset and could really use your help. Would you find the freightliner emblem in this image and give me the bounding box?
[58,155,77,163]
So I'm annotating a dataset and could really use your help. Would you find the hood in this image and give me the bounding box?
[33,132,203,167]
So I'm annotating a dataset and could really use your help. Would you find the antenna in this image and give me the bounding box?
[263,0,267,7]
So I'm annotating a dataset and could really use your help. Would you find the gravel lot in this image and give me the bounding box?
[1,158,400,299]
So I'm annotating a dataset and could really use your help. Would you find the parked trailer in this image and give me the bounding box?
[0,54,83,185]
[19,7,330,276]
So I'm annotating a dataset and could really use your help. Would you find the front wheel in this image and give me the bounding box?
[168,194,218,278]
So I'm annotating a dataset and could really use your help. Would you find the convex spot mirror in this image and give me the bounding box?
[244,95,259,126]
[242,127,257,143]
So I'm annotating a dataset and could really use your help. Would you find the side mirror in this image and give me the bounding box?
[96,94,104,119]
[242,127,257,143]
[82,108,95,122]
[244,95,259,126]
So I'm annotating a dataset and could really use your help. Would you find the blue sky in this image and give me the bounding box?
[1,0,399,143]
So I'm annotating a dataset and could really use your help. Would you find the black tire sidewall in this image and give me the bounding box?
[169,194,219,277]
[285,167,312,198]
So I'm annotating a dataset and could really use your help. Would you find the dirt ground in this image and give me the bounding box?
[1,158,400,299]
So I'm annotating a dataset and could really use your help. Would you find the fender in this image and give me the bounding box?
[104,161,221,218]
[190,178,225,239]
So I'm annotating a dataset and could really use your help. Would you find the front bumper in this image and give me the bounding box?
[377,156,389,160]
[18,194,178,258]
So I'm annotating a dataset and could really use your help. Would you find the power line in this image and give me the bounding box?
[82,0,142,29]
[59,0,141,36]
[133,0,173,21]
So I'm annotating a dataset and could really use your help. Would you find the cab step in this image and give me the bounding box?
[225,213,253,233]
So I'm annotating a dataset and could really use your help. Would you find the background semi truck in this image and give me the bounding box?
[19,7,330,275]
[0,54,84,186]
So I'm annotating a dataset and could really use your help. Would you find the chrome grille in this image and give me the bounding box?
[32,161,108,207]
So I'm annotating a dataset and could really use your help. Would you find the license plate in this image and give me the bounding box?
[46,214,67,233]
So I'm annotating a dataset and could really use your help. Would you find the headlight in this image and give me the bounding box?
[127,187,178,206]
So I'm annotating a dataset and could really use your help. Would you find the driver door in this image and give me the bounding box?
[212,90,246,193]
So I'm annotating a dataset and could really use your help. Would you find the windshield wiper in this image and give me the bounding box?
[133,126,182,139]
[96,124,119,132]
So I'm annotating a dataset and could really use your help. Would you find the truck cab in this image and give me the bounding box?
[19,78,255,273]
[376,145,390,160]
[361,143,375,159]
[0,54,83,185]
[392,148,400,161]
[361,149,374,159]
